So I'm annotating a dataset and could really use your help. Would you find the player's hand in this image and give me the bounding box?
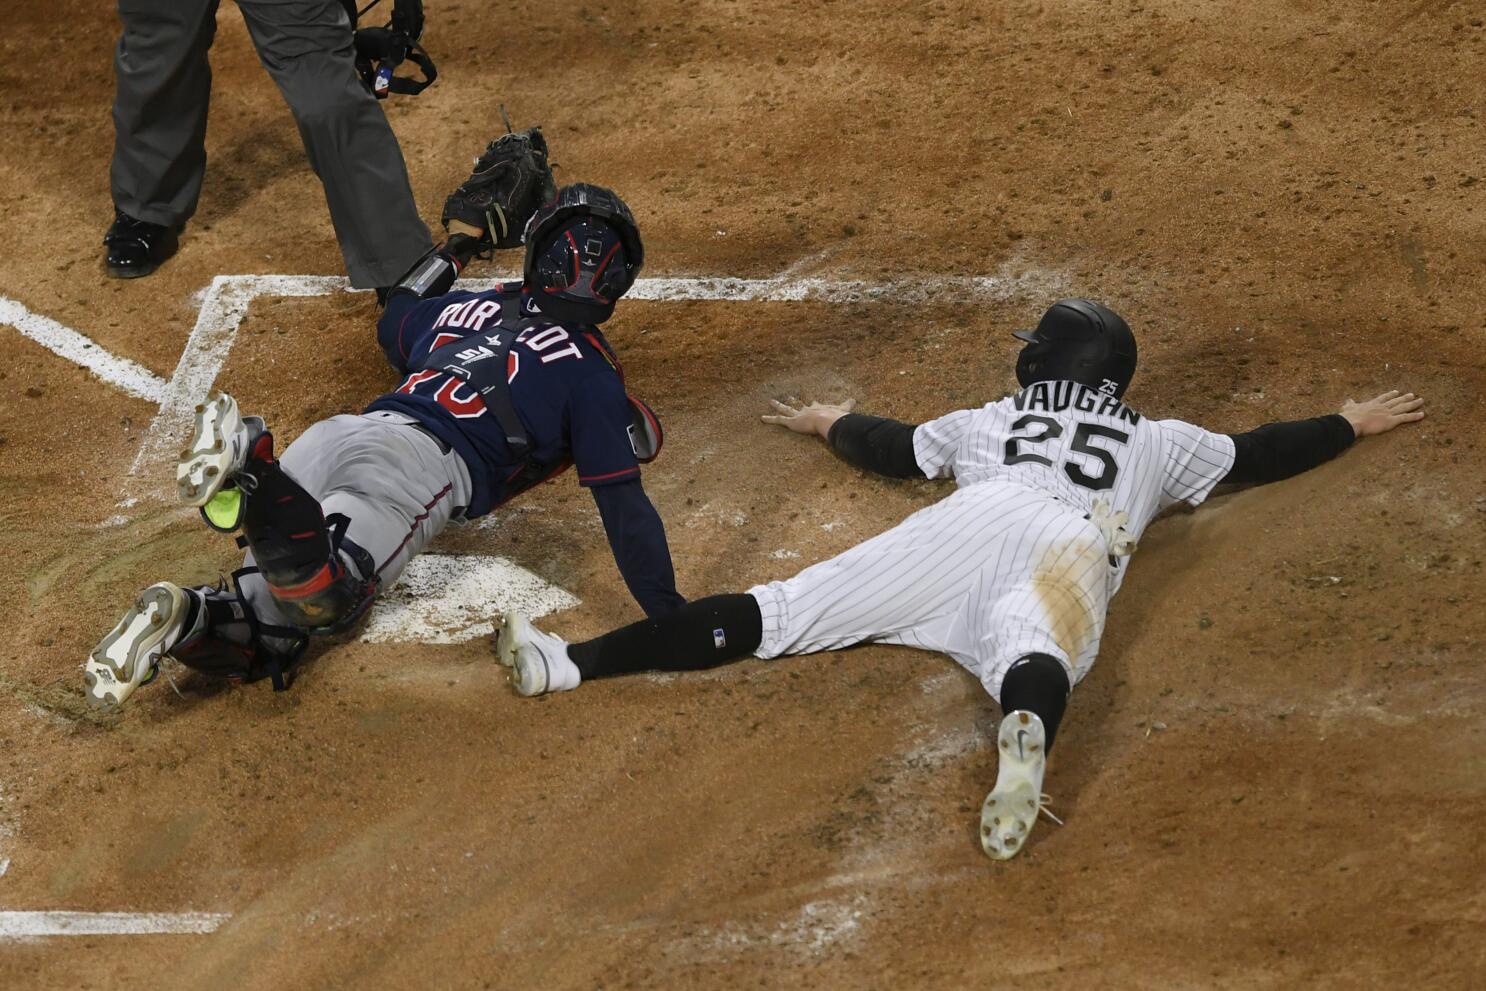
[762,397,857,439]
[1339,390,1426,437]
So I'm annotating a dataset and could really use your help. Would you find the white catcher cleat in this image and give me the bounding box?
[980,710,1058,861]
[176,391,262,507]
[85,582,201,708]
[494,612,580,697]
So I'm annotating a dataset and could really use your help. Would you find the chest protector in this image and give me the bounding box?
[411,292,663,495]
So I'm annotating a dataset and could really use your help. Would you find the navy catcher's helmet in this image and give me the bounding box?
[1013,299,1138,399]
[522,183,644,326]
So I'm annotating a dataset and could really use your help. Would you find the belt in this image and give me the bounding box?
[367,410,454,455]
[407,421,452,455]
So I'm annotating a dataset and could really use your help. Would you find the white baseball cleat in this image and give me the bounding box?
[85,582,202,708]
[494,612,579,697]
[980,709,1054,861]
[176,392,265,507]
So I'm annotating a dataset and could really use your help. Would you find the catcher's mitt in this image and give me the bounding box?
[441,120,557,251]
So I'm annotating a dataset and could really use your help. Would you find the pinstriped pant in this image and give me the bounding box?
[748,482,1113,702]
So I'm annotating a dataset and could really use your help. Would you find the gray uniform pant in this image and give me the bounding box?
[237,411,473,633]
[110,0,432,288]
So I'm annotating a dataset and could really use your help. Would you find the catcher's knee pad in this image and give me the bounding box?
[257,515,381,635]
[170,571,309,691]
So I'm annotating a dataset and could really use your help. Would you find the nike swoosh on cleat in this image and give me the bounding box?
[1016,729,1028,760]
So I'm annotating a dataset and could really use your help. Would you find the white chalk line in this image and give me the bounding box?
[126,275,347,483]
[0,294,167,404]
[0,780,12,880]
[124,267,1063,491]
[4,267,1063,496]
[0,911,230,940]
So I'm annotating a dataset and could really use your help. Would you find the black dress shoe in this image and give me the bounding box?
[103,211,180,279]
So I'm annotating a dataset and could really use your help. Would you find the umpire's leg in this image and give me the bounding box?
[236,0,432,288]
[110,0,220,227]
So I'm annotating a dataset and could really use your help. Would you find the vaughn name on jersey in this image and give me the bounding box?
[912,380,1237,562]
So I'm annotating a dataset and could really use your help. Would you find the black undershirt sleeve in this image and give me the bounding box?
[1223,414,1356,485]
[826,413,927,479]
[567,594,763,679]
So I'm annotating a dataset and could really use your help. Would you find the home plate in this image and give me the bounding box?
[358,553,580,645]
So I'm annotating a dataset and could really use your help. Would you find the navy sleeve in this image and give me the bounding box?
[591,480,686,617]
[568,369,642,487]
[827,413,927,479]
[1222,414,1355,485]
[378,293,423,372]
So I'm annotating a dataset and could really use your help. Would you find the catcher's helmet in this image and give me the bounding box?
[1013,299,1138,399]
[523,184,644,326]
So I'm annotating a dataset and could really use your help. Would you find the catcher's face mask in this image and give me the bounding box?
[528,218,635,324]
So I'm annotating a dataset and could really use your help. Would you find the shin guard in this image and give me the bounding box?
[170,570,310,691]
[240,461,380,634]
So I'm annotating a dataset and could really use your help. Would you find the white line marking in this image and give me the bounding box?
[100,266,1066,494]
[0,911,230,939]
[0,781,13,879]
[459,271,1058,303]
[668,895,869,960]
[358,552,579,644]
[126,275,350,483]
[0,294,167,404]
[0,265,1069,497]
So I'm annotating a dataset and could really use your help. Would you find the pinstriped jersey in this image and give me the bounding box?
[912,380,1236,548]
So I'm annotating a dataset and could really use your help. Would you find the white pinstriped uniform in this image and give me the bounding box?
[747,381,1237,700]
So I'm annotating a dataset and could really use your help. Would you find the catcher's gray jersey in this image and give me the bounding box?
[748,382,1236,699]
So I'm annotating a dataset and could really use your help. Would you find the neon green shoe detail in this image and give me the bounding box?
[200,488,244,533]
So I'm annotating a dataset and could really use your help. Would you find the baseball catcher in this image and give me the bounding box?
[86,134,684,707]
[495,299,1425,861]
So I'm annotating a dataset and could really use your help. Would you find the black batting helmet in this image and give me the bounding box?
[522,183,644,326]
[1013,299,1138,399]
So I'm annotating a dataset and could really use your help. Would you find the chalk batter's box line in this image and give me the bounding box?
[125,271,1048,498]
[3,270,1059,503]
[0,910,231,939]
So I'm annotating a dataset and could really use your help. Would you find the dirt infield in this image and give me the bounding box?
[2,0,1483,987]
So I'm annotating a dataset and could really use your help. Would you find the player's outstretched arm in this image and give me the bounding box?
[374,230,488,371]
[1222,390,1425,486]
[761,397,858,438]
[762,398,929,479]
[1339,390,1426,437]
[590,480,687,618]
